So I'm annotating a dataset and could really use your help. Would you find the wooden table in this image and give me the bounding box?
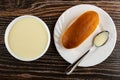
[0,0,120,80]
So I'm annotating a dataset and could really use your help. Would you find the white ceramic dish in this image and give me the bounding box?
[54,4,117,67]
[5,15,51,61]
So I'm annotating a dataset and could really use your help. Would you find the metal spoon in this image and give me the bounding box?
[65,31,109,75]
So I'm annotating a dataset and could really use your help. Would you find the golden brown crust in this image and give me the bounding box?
[62,11,99,49]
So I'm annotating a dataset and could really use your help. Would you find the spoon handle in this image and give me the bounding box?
[65,50,90,75]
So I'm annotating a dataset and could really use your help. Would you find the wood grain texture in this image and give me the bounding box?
[0,0,120,80]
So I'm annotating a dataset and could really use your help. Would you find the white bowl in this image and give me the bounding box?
[5,15,51,61]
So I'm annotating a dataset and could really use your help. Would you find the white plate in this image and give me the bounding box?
[54,4,117,67]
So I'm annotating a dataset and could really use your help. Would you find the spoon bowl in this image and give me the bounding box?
[94,31,109,47]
